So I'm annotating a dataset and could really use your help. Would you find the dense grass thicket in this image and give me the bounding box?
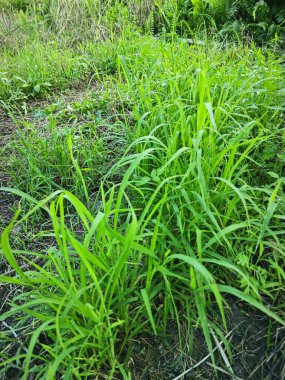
[1,1,285,379]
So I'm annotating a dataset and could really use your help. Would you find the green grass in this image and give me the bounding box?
[1,4,285,380]
[0,38,121,104]
[0,42,82,102]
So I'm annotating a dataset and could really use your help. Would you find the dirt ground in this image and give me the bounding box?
[130,299,285,380]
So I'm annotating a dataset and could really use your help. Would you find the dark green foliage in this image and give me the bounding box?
[1,1,284,44]
[0,0,30,10]
[149,0,285,40]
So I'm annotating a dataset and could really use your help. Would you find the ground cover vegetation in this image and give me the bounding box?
[1,1,285,379]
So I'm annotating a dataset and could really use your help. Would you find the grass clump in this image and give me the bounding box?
[1,3,285,380]
[2,34,285,378]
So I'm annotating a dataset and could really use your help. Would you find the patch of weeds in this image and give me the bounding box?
[43,92,110,125]
[0,42,86,103]
[80,40,119,76]
[7,115,127,201]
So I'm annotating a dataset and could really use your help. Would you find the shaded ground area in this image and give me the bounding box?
[131,300,285,380]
